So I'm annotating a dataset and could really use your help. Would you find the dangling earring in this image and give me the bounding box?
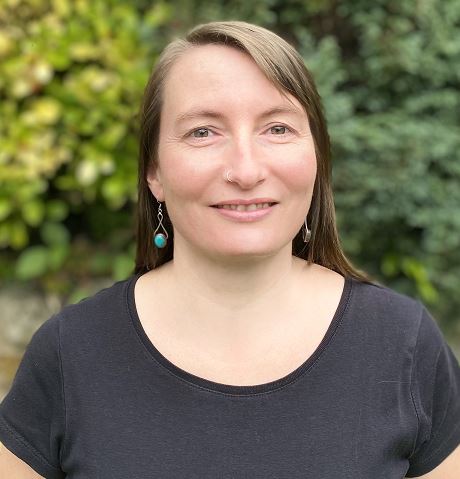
[302,217,311,243]
[153,199,168,248]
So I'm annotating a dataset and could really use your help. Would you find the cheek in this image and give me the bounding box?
[280,147,317,193]
[158,147,218,202]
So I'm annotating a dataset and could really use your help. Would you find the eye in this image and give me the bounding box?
[269,125,290,135]
[191,128,211,138]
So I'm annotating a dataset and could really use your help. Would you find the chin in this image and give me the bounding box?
[182,231,287,259]
[206,243,281,260]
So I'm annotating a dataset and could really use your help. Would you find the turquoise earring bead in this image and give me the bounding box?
[154,233,167,248]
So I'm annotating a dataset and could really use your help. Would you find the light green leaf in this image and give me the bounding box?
[15,246,49,279]
[9,221,29,249]
[40,221,70,246]
[0,198,13,221]
[22,200,45,226]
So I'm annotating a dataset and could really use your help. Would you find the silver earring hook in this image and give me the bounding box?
[153,200,169,239]
[303,218,311,243]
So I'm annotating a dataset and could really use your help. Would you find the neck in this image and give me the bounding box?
[147,238,316,360]
[162,236,308,318]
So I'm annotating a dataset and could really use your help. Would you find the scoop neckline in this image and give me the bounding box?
[126,270,353,396]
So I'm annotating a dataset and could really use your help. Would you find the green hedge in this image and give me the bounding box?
[0,0,171,298]
[1,0,459,336]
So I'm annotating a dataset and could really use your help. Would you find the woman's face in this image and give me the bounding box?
[147,44,317,260]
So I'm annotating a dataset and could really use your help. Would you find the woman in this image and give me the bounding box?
[0,21,459,478]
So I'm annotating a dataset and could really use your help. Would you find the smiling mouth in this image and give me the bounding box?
[211,202,276,211]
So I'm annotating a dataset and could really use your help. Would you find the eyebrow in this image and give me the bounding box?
[175,104,305,126]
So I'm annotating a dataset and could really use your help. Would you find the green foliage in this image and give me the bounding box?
[329,0,460,325]
[0,0,459,335]
[0,0,169,283]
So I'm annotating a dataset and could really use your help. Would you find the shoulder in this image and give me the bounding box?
[33,274,138,348]
[26,274,140,368]
[350,277,423,322]
[353,277,419,309]
[305,261,424,333]
[341,277,430,356]
[309,261,424,328]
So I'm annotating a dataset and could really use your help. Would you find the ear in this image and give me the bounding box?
[146,163,165,202]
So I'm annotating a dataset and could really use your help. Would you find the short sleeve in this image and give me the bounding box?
[406,304,460,477]
[0,314,66,479]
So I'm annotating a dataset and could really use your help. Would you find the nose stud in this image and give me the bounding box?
[225,170,233,183]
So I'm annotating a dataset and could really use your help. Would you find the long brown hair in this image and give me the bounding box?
[134,21,374,284]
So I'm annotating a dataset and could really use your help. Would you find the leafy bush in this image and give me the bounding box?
[0,0,170,289]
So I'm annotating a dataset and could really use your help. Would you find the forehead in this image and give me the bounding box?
[161,44,305,116]
[166,44,263,83]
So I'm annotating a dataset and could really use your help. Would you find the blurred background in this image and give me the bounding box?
[1,0,459,400]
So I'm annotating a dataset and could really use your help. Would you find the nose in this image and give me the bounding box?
[224,134,267,189]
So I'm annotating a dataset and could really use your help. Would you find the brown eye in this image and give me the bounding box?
[193,128,209,138]
[270,125,287,135]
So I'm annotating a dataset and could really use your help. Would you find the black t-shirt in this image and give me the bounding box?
[1,272,459,478]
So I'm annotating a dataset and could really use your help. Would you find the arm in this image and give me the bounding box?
[0,314,65,478]
[407,445,460,478]
[0,442,44,479]
[405,305,460,477]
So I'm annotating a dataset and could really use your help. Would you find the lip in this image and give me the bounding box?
[211,198,277,206]
[211,203,277,222]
